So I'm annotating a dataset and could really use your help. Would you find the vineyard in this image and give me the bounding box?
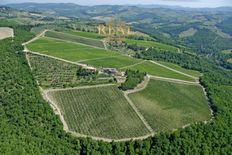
[128,79,211,132]
[46,30,105,48]
[47,85,150,139]
[27,53,112,88]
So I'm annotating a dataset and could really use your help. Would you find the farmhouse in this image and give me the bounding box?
[0,27,14,40]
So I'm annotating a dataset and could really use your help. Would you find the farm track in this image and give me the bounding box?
[22,29,47,46]
[77,55,122,63]
[148,75,199,85]
[119,60,147,70]
[23,49,96,70]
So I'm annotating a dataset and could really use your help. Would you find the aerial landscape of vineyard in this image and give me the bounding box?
[1,1,232,154]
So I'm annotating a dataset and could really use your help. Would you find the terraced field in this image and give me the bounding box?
[27,53,112,88]
[126,39,179,52]
[128,79,211,132]
[47,85,150,139]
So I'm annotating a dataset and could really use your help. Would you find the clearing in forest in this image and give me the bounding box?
[0,27,14,40]
[46,85,150,139]
[128,79,211,132]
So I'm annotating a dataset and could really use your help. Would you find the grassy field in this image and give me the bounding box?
[158,61,202,77]
[47,85,150,139]
[45,31,105,48]
[126,39,179,52]
[128,80,211,132]
[65,31,105,40]
[122,61,195,81]
[27,53,112,88]
[27,37,120,61]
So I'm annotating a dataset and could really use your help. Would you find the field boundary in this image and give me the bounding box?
[22,29,47,46]
[123,76,155,135]
[23,48,96,70]
[148,75,199,85]
[119,60,146,70]
[77,55,122,63]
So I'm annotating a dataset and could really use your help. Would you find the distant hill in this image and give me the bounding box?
[3,3,232,54]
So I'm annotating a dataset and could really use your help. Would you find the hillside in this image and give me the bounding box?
[1,4,232,154]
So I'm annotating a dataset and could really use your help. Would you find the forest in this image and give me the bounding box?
[0,21,232,154]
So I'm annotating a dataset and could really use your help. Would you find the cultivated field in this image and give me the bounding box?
[121,61,195,81]
[46,30,105,48]
[27,53,112,88]
[126,39,179,52]
[27,37,120,61]
[128,79,211,132]
[0,27,14,40]
[65,31,105,40]
[47,85,150,139]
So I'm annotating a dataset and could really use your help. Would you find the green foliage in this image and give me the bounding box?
[76,66,98,78]
[120,70,146,91]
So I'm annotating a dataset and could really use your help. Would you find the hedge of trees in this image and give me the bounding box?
[1,22,232,154]
[119,70,146,91]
